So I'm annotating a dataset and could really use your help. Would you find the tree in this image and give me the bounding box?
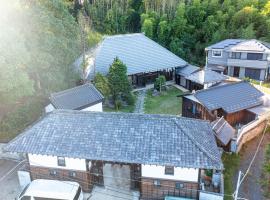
[94,73,110,99]
[141,18,154,38]
[108,58,131,107]
[154,75,166,92]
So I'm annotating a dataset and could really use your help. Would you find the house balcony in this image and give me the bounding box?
[227,58,268,69]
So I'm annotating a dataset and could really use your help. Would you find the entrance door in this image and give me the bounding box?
[90,161,104,186]
[233,67,240,77]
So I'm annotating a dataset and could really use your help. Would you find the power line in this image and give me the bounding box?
[0,159,26,182]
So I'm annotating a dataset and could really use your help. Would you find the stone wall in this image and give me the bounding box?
[237,120,267,152]
[30,165,92,191]
[140,178,199,200]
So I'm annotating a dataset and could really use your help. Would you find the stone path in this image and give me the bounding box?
[133,90,146,113]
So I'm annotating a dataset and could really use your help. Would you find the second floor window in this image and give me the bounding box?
[57,156,66,167]
[212,50,222,57]
[247,53,263,60]
[231,52,241,59]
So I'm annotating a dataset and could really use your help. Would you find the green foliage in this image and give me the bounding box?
[222,153,241,200]
[261,144,270,197]
[154,75,166,92]
[74,0,270,66]
[108,57,131,107]
[94,73,111,98]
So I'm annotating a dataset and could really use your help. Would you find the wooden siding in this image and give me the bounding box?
[140,178,199,200]
[225,110,256,127]
[182,97,216,121]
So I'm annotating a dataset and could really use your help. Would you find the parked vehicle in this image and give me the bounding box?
[16,179,83,200]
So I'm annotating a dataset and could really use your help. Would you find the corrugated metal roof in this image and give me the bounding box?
[185,69,227,85]
[50,84,104,110]
[212,117,235,146]
[92,33,187,76]
[176,64,200,76]
[5,110,223,170]
[194,81,264,113]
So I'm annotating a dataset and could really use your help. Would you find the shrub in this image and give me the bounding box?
[154,75,166,92]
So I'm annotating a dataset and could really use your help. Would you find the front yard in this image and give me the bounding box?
[144,86,183,115]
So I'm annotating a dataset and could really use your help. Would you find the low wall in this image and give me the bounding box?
[30,165,91,191]
[0,143,23,160]
[237,120,267,152]
[140,178,199,200]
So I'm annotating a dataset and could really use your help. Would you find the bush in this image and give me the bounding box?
[115,99,122,110]
[154,75,166,92]
[123,92,135,105]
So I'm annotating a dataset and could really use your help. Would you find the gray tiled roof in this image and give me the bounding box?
[206,39,244,50]
[195,81,264,113]
[92,33,187,76]
[5,110,223,170]
[230,39,270,52]
[176,64,200,76]
[212,117,235,146]
[50,84,104,110]
[185,69,227,85]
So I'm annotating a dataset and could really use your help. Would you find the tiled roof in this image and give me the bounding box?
[206,39,244,50]
[50,84,104,110]
[185,69,227,85]
[194,81,264,113]
[212,117,235,146]
[5,110,223,170]
[88,33,187,78]
[176,64,200,76]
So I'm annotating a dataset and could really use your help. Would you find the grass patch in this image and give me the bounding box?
[261,144,270,198]
[144,86,183,115]
[0,97,46,142]
[222,153,241,200]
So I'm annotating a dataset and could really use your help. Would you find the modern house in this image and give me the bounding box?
[45,83,104,113]
[182,81,270,151]
[75,33,188,87]
[206,39,270,80]
[176,66,227,91]
[5,110,224,200]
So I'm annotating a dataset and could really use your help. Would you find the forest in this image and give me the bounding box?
[70,0,270,65]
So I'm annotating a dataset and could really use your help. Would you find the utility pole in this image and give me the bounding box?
[234,171,242,200]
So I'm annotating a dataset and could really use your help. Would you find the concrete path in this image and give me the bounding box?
[133,90,146,113]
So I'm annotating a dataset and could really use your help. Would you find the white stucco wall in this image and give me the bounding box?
[28,154,87,171]
[82,102,103,112]
[141,165,199,182]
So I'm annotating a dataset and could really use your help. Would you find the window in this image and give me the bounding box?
[165,166,174,175]
[231,52,241,59]
[69,171,77,178]
[57,156,66,167]
[49,169,58,176]
[153,180,161,187]
[247,53,263,60]
[175,182,184,189]
[245,68,261,80]
[212,50,222,57]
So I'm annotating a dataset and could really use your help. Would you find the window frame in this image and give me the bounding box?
[231,52,241,59]
[153,179,161,187]
[57,156,66,167]
[212,49,222,58]
[164,166,174,175]
[247,53,263,60]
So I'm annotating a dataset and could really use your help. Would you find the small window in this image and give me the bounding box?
[165,166,174,175]
[153,179,161,187]
[69,171,77,178]
[57,156,66,167]
[175,182,184,189]
[231,52,241,59]
[212,50,222,57]
[49,169,58,176]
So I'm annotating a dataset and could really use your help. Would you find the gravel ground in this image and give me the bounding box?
[133,90,146,113]
[233,132,270,200]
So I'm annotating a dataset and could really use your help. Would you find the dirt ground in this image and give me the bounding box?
[0,159,21,200]
[233,132,270,200]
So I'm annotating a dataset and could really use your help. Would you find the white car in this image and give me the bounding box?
[16,179,84,200]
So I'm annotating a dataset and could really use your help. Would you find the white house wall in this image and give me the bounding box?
[141,165,199,182]
[28,154,87,171]
[82,102,103,112]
